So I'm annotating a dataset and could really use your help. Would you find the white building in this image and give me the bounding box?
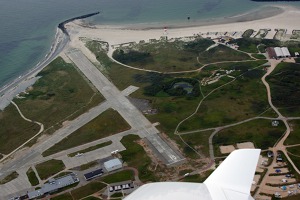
[104,158,123,172]
[281,47,291,57]
[274,47,284,58]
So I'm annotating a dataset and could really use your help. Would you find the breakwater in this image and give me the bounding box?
[58,11,100,36]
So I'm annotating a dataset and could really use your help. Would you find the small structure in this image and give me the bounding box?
[84,168,104,181]
[104,158,122,172]
[27,173,79,199]
[272,120,279,127]
[281,47,291,57]
[267,47,291,59]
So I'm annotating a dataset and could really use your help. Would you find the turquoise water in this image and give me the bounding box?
[0,0,300,87]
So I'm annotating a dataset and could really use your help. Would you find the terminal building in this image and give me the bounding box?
[27,173,79,199]
[267,47,291,59]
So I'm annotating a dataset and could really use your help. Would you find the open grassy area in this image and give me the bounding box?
[180,131,212,158]
[0,171,19,184]
[77,161,99,171]
[71,182,106,200]
[51,193,73,200]
[287,146,300,170]
[82,197,101,200]
[112,38,216,72]
[35,159,65,180]
[68,141,112,157]
[100,170,134,184]
[213,119,286,156]
[43,109,130,156]
[14,57,104,133]
[267,62,300,116]
[26,167,39,186]
[120,135,157,182]
[180,67,269,131]
[0,105,40,154]
[285,120,300,145]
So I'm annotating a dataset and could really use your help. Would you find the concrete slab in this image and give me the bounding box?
[220,145,235,154]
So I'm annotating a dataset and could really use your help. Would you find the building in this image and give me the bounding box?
[267,47,291,59]
[84,168,104,181]
[27,173,79,199]
[104,158,123,172]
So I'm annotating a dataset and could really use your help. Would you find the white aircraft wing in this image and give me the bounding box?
[123,149,260,200]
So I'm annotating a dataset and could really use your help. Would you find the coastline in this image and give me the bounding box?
[1,4,300,111]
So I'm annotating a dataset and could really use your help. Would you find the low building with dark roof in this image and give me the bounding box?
[84,168,104,181]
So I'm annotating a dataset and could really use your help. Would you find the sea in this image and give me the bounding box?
[1,0,300,87]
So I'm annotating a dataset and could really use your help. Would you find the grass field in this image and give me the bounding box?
[213,119,286,156]
[287,147,300,170]
[267,62,300,116]
[120,135,157,182]
[71,182,106,200]
[43,109,130,156]
[284,120,300,145]
[0,171,18,184]
[77,161,99,171]
[14,57,104,133]
[82,197,101,200]
[0,105,40,154]
[51,193,73,200]
[68,141,112,157]
[180,68,269,131]
[100,170,134,184]
[26,167,39,186]
[35,159,65,180]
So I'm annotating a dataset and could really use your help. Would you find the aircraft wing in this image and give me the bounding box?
[123,149,260,200]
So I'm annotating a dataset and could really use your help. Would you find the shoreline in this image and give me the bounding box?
[1,4,300,111]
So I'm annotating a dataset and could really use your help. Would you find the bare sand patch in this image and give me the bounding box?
[220,145,235,154]
[237,142,255,149]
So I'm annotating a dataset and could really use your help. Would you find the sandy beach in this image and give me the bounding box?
[66,5,300,47]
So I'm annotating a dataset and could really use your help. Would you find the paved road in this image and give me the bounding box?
[66,49,184,166]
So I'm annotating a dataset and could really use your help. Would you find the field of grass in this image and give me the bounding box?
[120,135,157,182]
[14,57,104,133]
[71,182,106,200]
[180,68,269,131]
[26,167,39,186]
[68,141,112,157]
[112,39,216,72]
[287,146,300,170]
[284,120,300,145]
[0,171,18,184]
[51,193,73,200]
[82,197,101,200]
[77,161,99,171]
[35,159,65,180]
[43,109,130,156]
[267,62,300,116]
[213,119,286,156]
[0,105,40,154]
[179,131,212,158]
[100,170,134,184]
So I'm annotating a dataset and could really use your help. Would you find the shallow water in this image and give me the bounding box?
[0,0,299,87]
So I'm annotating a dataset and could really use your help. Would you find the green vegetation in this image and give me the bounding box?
[180,131,212,158]
[35,159,65,180]
[181,66,269,131]
[15,57,104,132]
[120,135,157,182]
[287,147,300,170]
[197,44,252,64]
[26,167,39,186]
[0,105,40,154]
[43,109,130,156]
[229,38,280,53]
[51,193,73,200]
[182,170,213,183]
[242,29,254,38]
[111,192,123,197]
[0,171,19,184]
[82,197,101,200]
[112,38,215,72]
[71,182,106,200]
[285,120,300,145]
[267,62,300,116]
[252,54,266,59]
[101,170,134,184]
[68,141,112,157]
[213,119,286,156]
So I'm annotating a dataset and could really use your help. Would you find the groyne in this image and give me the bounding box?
[58,11,100,36]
